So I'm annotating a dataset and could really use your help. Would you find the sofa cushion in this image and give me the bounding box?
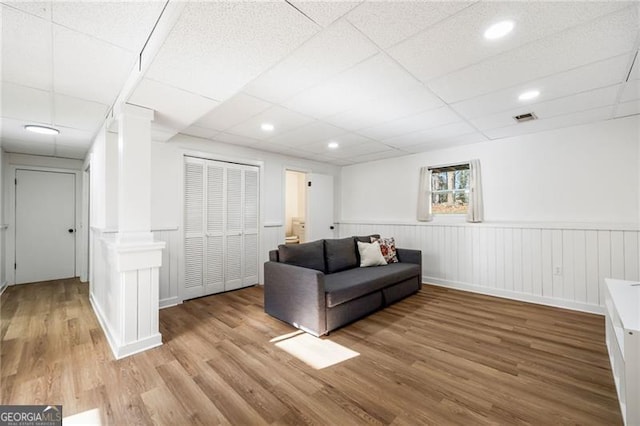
[278,240,325,272]
[324,237,358,273]
[357,241,387,267]
[354,234,380,243]
[324,263,420,307]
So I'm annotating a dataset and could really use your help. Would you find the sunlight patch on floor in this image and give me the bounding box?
[63,408,101,425]
[273,332,359,369]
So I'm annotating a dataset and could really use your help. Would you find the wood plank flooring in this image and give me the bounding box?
[1,278,622,425]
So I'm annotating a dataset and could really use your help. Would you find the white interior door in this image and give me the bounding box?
[306,173,335,242]
[15,169,76,284]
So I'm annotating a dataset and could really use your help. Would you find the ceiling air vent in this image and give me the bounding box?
[513,112,537,123]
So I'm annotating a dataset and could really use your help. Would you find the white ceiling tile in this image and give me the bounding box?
[324,85,444,131]
[268,121,346,147]
[614,100,640,118]
[180,126,219,140]
[471,85,621,130]
[54,93,108,131]
[347,1,474,49]
[628,52,640,80]
[290,1,361,27]
[326,140,392,159]
[1,5,52,90]
[402,132,490,154]
[296,132,375,153]
[3,2,51,19]
[243,20,378,103]
[284,54,420,118]
[484,106,614,140]
[428,6,638,102]
[1,82,52,123]
[350,149,409,164]
[389,2,632,83]
[212,132,263,148]
[450,55,630,120]
[51,2,165,52]
[195,93,272,131]
[145,2,319,101]
[1,117,93,150]
[384,122,477,148]
[620,80,640,103]
[53,25,136,105]
[54,144,87,159]
[226,106,314,140]
[1,138,55,156]
[356,106,461,140]
[129,78,220,131]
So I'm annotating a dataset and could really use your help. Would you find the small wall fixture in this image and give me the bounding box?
[24,125,60,135]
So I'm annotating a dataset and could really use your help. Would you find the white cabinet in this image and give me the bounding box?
[604,278,640,425]
[184,157,259,300]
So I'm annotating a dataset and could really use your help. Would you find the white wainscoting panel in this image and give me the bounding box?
[261,224,285,283]
[153,229,180,308]
[339,222,640,314]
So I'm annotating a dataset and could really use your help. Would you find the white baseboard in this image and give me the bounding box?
[115,334,162,359]
[423,276,604,316]
[89,293,120,360]
[90,292,164,359]
[0,281,7,296]
[159,296,180,309]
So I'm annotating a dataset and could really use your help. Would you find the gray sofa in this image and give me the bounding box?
[264,235,422,336]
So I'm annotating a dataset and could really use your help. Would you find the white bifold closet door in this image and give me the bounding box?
[184,157,259,300]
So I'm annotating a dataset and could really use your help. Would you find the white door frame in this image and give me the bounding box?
[282,166,310,244]
[6,165,82,285]
[177,149,264,303]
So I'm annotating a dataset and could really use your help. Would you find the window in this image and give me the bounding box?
[430,163,469,215]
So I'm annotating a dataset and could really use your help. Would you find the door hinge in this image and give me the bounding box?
[14,178,17,185]
[307,181,312,187]
[14,263,16,270]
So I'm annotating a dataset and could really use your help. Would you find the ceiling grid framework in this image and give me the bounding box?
[1,1,639,164]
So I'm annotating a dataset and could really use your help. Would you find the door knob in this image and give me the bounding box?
[68,229,75,233]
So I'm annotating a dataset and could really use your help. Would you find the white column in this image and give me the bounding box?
[117,104,153,244]
[101,103,165,359]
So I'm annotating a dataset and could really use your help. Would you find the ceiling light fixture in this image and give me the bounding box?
[518,90,540,101]
[261,123,274,132]
[484,20,514,40]
[328,141,339,149]
[24,124,60,135]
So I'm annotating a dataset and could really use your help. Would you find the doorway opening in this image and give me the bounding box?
[285,170,306,245]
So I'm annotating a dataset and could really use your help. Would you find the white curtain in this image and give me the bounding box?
[466,159,484,223]
[417,167,433,222]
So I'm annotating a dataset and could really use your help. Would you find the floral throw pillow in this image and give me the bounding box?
[371,236,398,263]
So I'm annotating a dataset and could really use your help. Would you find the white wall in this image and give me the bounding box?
[2,153,84,286]
[149,134,340,306]
[340,116,640,313]
[342,116,640,225]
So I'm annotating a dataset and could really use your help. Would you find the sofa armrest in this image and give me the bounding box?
[263,261,327,336]
[396,248,422,279]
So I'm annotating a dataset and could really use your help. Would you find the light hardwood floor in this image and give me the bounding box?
[1,278,622,425]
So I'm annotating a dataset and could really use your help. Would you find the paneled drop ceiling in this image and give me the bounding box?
[2,1,639,165]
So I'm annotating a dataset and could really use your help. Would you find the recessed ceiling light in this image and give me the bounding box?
[24,125,60,135]
[484,20,514,40]
[328,141,339,149]
[261,123,274,132]
[518,90,540,101]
